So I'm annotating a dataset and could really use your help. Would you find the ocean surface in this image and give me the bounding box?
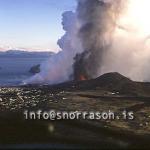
[0,57,48,86]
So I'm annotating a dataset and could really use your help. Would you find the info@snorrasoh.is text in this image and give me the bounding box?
[24,109,135,121]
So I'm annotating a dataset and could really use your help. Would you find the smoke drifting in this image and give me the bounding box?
[24,0,150,84]
[25,11,83,84]
[73,0,125,80]
[101,0,150,81]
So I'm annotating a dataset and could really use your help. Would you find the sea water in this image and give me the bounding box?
[0,57,47,86]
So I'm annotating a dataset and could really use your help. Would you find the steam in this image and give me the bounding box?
[101,0,150,81]
[25,0,150,84]
[25,11,83,84]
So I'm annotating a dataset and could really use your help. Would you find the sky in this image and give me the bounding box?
[0,0,76,52]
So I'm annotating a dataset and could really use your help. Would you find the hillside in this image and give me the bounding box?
[0,72,150,149]
[52,72,150,96]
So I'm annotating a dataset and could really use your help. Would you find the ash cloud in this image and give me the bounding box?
[73,0,125,80]
[24,0,150,84]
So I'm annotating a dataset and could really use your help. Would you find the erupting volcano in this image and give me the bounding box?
[79,75,87,81]
[24,0,150,85]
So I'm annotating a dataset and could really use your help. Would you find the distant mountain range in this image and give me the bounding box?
[0,50,55,58]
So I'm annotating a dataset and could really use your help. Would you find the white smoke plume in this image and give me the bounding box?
[101,0,150,81]
[24,11,83,84]
[25,0,150,84]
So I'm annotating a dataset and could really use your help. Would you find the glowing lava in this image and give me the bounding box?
[79,75,87,81]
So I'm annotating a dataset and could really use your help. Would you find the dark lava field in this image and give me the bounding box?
[0,72,150,149]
